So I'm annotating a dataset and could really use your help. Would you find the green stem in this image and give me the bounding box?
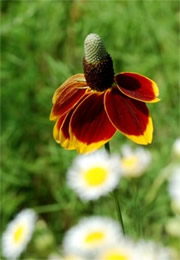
[33,203,61,214]
[113,189,125,235]
[104,142,125,234]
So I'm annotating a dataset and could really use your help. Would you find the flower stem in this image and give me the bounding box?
[33,203,61,214]
[104,142,125,235]
[113,189,125,235]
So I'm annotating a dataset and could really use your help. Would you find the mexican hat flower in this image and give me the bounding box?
[50,33,160,154]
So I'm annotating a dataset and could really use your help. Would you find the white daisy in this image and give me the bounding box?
[48,253,62,260]
[172,138,180,157]
[168,165,180,212]
[61,256,85,260]
[97,238,137,260]
[120,144,151,177]
[135,240,174,260]
[67,150,121,201]
[2,209,37,260]
[48,253,84,260]
[63,216,122,258]
[166,216,180,237]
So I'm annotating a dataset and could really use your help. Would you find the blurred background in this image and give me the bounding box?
[1,0,179,258]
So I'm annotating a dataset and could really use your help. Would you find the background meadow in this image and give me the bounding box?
[1,0,180,259]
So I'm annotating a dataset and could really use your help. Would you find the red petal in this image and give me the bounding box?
[50,74,88,120]
[115,72,160,103]
[70,93,116,153]
[104,87,153,145]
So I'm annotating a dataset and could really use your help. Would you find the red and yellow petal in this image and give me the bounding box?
[115,72,160,103]
[53,114,66,143]
[53,110,76,150]
[58,109,77,150]
[104,87,153,145]
[52,74,86,104]
[70,93,116,154]
[50,74,88,121]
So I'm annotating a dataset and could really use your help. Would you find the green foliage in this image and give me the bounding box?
[1,0,179,258]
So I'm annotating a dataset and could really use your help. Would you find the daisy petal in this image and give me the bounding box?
[70,93,116,154]
[50,74,88,121]
[116,72,160,103]
[104,87,153,145]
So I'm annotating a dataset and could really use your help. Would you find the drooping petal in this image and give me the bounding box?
[53,108,78,150]
[115,72,160,103]
[58,109,77,150]
[70,93,116,154]
[104,87,153,145]
[53,114,66,143]
[52,74,87,104]
[50,74,88,121]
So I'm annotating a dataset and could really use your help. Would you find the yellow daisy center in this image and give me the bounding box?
[121,156,138,170]
[84,230,105,245]
[83,166,108,186]
[13,224,25,243]
[102,249,129,260]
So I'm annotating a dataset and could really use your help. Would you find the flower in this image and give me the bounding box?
[172,137,180,157]
[135,240,174,260]
[168,165,180,212]
[48,253,62,260]
[97,240,136,260]
[120,144,151,177]
[60,256,85,260]
[67,150,121,200]
[2,209,37,260]
[62,216,122,257]
[97,239,174,260]
[48,253,84,260]
[50,33,160,154]
[166,216,180,237]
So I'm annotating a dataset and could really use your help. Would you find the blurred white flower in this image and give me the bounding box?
[67,150,121,201]
[60,255,85,260]
[97,238,175,260]
[135,240,174,260]
[48,253,84,260]
[172,138,180,157]
[168,165,180,213]
[120,144,151,177]
[63,216,122,258]
[97,239,136,260]
[48,253,62,260]
[2,209,37,260]
[166,216,180,238]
